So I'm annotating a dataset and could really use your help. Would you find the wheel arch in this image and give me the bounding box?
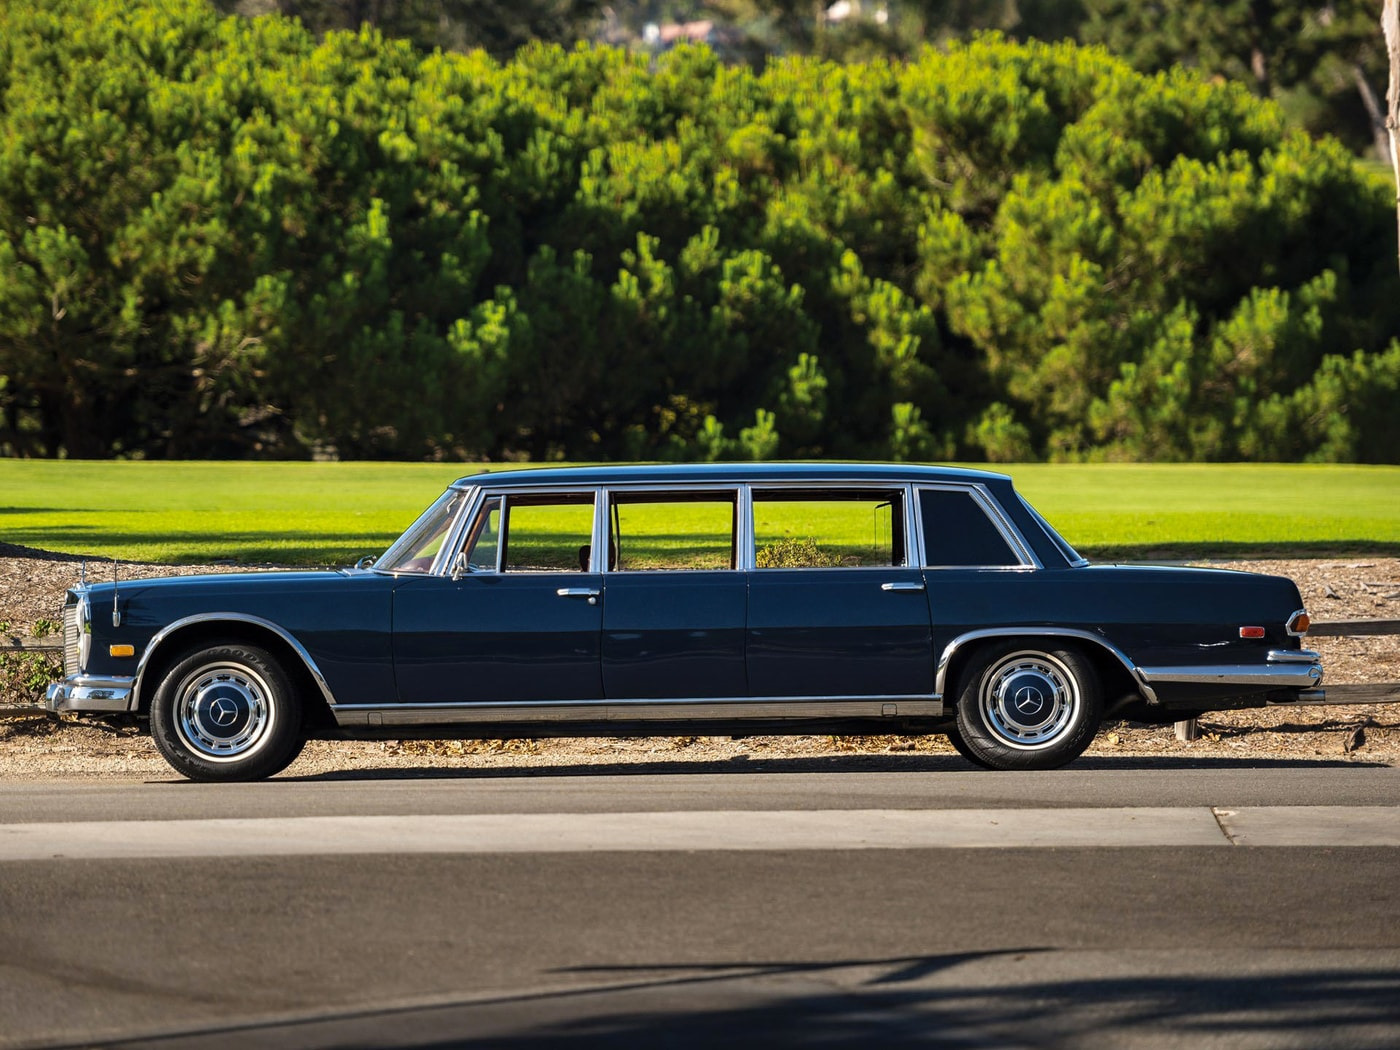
[936,628,1153,705]
[133,614,338,720]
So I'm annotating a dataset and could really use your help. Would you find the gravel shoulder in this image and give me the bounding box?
[3,544,1398,780]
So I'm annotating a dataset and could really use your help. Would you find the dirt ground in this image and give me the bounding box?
[3,544,1398,779]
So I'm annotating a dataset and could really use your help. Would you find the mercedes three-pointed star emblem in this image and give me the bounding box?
[1013,685,1045,715]
[209,697,239,726]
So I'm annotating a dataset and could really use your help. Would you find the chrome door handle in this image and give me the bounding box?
[880,581,925,593]
[557,587,601,606]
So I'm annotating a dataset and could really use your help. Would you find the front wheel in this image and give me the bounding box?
[954,643,1102,771]
[150,641,306,782]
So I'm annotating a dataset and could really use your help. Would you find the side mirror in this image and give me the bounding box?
[451,551,471,581]
[354,555,377,570]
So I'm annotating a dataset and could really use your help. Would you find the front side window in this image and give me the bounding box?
[919,487,1022,567]
[378,487,471,573]
[501,492,596,573]
[609,491,737,571]
[459,496,502,571]
[752,488,905,568]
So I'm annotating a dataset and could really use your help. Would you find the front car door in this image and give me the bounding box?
[392,489,605,705]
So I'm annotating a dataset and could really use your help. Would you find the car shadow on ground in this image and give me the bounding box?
[280,752,1388,782]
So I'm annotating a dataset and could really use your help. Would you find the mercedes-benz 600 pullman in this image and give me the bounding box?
[47,464,1323,780]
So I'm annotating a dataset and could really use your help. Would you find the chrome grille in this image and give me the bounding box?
[63,601,80,674]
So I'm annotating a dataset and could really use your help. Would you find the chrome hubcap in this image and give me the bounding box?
[980,652,1078,749]
[175,663,273,760]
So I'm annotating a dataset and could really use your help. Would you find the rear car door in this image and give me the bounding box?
[745,486,934,699]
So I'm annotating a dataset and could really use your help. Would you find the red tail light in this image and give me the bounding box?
[1239,626,1266,639]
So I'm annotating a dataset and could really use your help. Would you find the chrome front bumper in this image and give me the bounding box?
[1137,649,1324,690]
[45,675,135,714]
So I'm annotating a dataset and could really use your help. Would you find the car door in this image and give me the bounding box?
[391,490,605,704]
[745,486,934,699]
[600,489,748,700]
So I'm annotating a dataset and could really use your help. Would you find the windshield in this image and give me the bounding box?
[1017,494,1088,567]
[377,486,472,573]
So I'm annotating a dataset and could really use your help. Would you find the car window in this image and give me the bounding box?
[609,491,737,571]
[378,486,471,573]
[752,488,905,568]
[460,496,502,571]
[501,493,596,573]
[919,487,1022,567]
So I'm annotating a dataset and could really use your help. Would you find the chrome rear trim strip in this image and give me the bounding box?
[1136,662,1323,688]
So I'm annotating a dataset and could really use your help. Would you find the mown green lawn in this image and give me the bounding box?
[1,460,1396,565]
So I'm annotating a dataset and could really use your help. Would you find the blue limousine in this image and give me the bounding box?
[47,463,1323,780]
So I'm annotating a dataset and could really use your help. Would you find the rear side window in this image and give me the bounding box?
[919,488,1022,567]
[752,488,905,568]
[609,491,737,571]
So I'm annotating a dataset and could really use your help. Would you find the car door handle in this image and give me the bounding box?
[880,581,925,593]
[557,587,601,605]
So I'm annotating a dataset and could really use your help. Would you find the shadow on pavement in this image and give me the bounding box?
[93,949,1400,1049]
[280,752,1385,782]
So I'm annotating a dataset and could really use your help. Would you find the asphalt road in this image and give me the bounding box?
[3,761,1400,1049]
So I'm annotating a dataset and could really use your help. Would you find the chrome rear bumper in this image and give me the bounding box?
[1137,650,1324,690]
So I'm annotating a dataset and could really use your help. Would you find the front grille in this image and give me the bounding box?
[63,601,81,674]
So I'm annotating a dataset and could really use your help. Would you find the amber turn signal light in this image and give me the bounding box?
[109,644,135,658]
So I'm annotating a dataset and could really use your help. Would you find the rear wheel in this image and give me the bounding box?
[150,641,306,782]
[954,642,1102,771]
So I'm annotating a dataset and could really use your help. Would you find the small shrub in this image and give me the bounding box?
[755,537,841,568]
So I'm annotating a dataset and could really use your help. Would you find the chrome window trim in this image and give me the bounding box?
[1016,493,1088,568]
[373,484,477,576]
[132,613,339,712]
[425,484,481,577]
[915,483,1042,570]
[600,485,743,574]
[457,486,603,575]
[747,481,915,570]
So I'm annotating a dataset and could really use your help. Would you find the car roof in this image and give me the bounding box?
[450,462,1013,489]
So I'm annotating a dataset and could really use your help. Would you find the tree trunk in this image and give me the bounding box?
[1384,0,1400,275]
[1353,62,1392,160]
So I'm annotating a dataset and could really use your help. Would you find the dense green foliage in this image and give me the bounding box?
[2,0,1397,463]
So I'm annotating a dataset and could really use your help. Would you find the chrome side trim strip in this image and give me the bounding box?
[133,613,338,713]
[1136,662,1323,688]
[45,675,135,714]
[935,627,1156,703]
[332,696,944,728]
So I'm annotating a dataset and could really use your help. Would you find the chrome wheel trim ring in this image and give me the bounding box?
[174,661,275,762]
[979,651,1079,750]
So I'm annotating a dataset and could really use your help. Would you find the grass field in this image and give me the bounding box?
[1,460,1396,565]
